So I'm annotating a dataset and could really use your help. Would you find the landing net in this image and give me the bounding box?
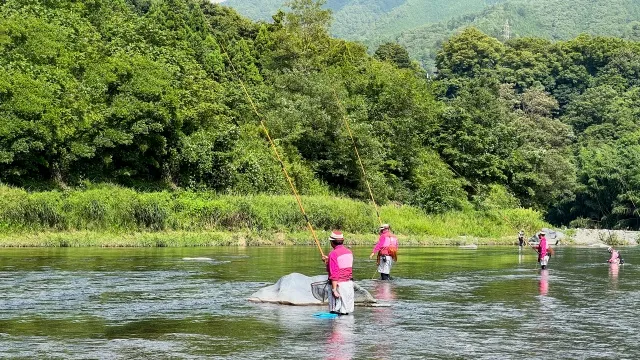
[311,280,330,302]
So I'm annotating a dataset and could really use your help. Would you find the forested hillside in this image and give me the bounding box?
[0,0,463,214]
[396,0,640,68]
[435,28,640,229]
[223,0,640,70]
[1,0,640,230]
[223,0,503,41]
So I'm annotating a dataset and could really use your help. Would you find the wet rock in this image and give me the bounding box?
[248,273,376,306]
[529,228,565,245]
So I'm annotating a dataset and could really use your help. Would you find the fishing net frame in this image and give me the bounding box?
[310,280,330,302]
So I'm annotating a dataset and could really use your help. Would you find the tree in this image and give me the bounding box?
[374,42,412,69]
[436,27,505,79]
[435,78,515,188]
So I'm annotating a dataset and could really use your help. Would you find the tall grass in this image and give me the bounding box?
[0,183,547,238]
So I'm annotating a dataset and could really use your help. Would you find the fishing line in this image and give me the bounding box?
[340,42,532,248]
[217,39,325,258]
[331,86,385,279]
[331,89,382,226]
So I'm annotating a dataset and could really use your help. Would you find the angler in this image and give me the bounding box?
[322,231,354,315]
[369,224,398,280]
[518,229,525,247]
[607,247,624,265]
[532,230,553,270]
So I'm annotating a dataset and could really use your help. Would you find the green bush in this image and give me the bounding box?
[0,188,67,230]
[599,232,626,246]
[0,184,548,238]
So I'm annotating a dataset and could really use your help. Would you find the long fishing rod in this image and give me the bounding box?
[331,89,382,226]
[331,89,384,279]
[339,43,528,244]
[218,40,325,258]
[339,44,542,270]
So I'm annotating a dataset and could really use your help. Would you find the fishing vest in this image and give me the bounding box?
[379,233,398,261]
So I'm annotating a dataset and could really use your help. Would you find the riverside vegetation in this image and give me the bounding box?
[1,0,639,246]
[0,184,545,246]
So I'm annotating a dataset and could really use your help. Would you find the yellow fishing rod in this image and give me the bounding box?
[331,89,383,226]
[340,44,518,237]
[331,89,386,279]
[218,40,325,258]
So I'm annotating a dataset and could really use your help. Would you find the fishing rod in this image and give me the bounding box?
[217,40,325,258]
[332,43,384,226]
[330,89,385,280]
[331,89,382,226]
[339,43,534,250]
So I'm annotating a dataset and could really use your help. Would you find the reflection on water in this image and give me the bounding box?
[1,246,640,358]
[609,263,619,290]
[326,315,355,360]
[539,269,549,296]
[518,249,523,264]
[371,281,395,360]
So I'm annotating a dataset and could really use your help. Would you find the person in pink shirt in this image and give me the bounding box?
[322,231,354,314]
[369,224,398,280]
[607,247,622,264]
[532,231,552,269]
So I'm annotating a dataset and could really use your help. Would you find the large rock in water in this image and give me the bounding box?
[248,273,376,305]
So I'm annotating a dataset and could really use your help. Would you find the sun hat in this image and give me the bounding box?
[329,231,344,241]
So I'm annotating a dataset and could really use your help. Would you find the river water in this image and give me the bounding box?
[0,246,638,359]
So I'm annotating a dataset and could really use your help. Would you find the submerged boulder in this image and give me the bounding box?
[248,273,376,306]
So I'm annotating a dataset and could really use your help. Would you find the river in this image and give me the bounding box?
[0,246,638,359]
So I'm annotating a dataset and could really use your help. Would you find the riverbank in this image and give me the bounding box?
[0,184,548,247]
[3,228,636,248]
[568,228,640,246]
[0,230,526,248]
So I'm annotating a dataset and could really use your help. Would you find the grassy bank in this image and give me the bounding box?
[0,184,548,247]
[0,231,526,248]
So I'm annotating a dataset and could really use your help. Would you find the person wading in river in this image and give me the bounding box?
[322,231,354,315]
[533,231,552,269]
[607,247,623,264]
[369,224,398,280]
[518,229,525,247]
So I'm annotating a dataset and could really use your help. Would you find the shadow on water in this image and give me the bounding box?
[1,246,640,359]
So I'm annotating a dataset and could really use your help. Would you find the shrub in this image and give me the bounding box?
[0,184,548,238]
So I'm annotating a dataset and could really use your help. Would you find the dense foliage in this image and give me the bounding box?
[396,0,640,69]
[0,0,464,214]
[436,28,640,229]
[1,0,640,229]
[0,184,544,239]
[223,0,500,43]
[224,0,640,71]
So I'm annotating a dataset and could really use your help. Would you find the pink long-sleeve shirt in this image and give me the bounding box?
[537,236,548,258]
[327,245,353,282]
[372,231,398,255]
[609,250,620,263]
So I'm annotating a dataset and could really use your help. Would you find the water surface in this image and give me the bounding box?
[0,246,638,359]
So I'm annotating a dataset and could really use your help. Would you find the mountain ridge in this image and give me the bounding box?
[394,0,640,68]
[222,0,640,69]
[222,0,502,41]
